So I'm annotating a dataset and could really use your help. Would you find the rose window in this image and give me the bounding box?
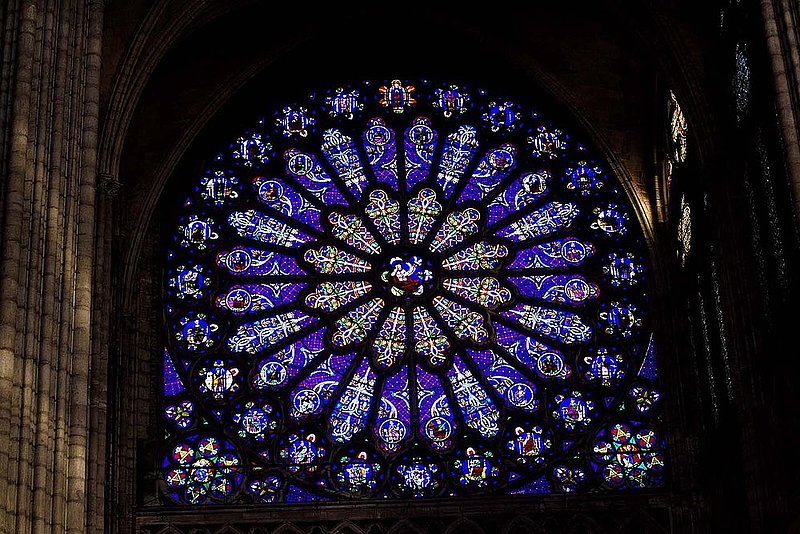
[160,80,665,504]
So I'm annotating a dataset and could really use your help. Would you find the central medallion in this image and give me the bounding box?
[381,255,434,297]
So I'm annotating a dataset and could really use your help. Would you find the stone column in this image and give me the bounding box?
[762,0,800,226]
[0,1,105,532]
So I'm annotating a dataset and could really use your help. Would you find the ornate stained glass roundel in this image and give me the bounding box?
[160,79,665,504]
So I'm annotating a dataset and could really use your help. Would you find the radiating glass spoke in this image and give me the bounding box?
[417,368,456,451]
[457,144,517,204]
[217,283,306,314]
[496,202,580,242]
[228,210,313,247]
[305,281,371,312]
[373,366,412,453]
[501,304,592,345]
[408,189,442,244]
[304,245,371,274]
[436,125,479,198]
[442,277,511,309]
[447,355,500,438]
[328,211,381,254]
[363,117,399,189]
[330,298,385,347]
[372,307,406,369]
[329,357,377,442]
[228,311,315,354]
[289,352,355,420]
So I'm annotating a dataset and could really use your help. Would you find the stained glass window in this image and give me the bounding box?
[160,79,665,504]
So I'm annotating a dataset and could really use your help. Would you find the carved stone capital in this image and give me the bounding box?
[99,173,123,198]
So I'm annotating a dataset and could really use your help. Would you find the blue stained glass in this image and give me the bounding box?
[485,170,550,226]
[278,431,328,475]
[216,283,306,315]
[466,349,539,412]
[497,201,580,242]
[604,252,643,287]
[363,118,399,188]
[364,190,401,245]
[289,352,356,420]
[458,144,517,204]
[330,298,384,347]
[333,450,383,495]
[600,301,642,338]
[433,296,489,344]
[230,398,279,443]
[174,313,219,353]
[329,357,377,442]
[283,148,347,206]
[248,474,282,503]
[502,303,592,345]
[447,355,500,438]
[552,390,595,430]
[436,125,480,197]
[482,100,520,133]
[417,368,456,451]
[286,485,331,502]
[177,215,219,251]
[232,132,272,167]
[509,275,599,306]
[163,348,185,396]
[374,366,412,453]
[591,203,629,236]
[196,358,242,402]
[494,323,571,380]
[276,106,315,138]
[305,281,372,313]
[228,210,313,248]
[441,241,509,271]
[303,245,371,274]
[167,264,209,300]
[638,334,659,380]
[442,277,511,309]
[253,176,321,228]
[412,306,450,368]
[582,348,625,387]
[506,238,595,270]
[164,399,193,429]
[325,87,363,119]
[372,306,406,369]
[321,128,368,198]
[565,161,605,196]
[252,329,325,390]
[394,456,442,498]
[430,208,480,253]
[327,211,381,254]
[404,117,437,191]
[198,170,239,206]
[407,188,442,244]
[216,246,303,277]
[509,477,551,494]
[433,84,470,117]
[452,447,502,488]
[553,465,587,493]
[630,385,660,413]
[504,425,552,467]
[527,125,567,159]
[227,311,314,354]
